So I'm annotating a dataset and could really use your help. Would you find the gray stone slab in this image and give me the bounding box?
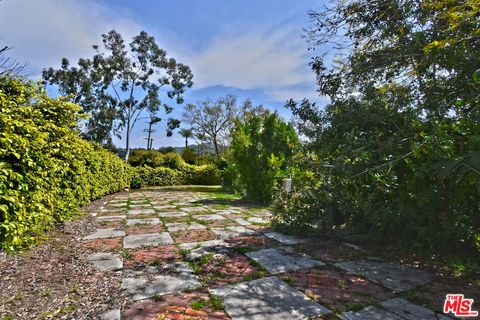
[123,233,173,249]
[158,211,188,218]
[180,207,207,212]
[166,222,206,233]
[334,261,432,292]
[194,214,226,221]
[127,208,156,215]
[247,217,269,224]
[341,305,401,320]
[129,204,152,209]
[234,218,250,226]
[96,215,126,221]
[108,202,127,207]
[179,239,230,259]
[211,226,255,239]
[100,309,121,320]
[126,218,161,226]
[83,228,125,240]
[211,276,330,320]
[380,298,437,320]
[264,232,303,245]
[121,262,201,300]
[246,248,324,274]
[86,252,123,271]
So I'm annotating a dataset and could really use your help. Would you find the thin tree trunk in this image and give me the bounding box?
[185,137,188,148]
[125,106,131,163]
[213,136,219,157]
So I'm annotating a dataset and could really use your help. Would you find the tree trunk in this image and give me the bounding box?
[185,137,188,148]
[213,136,219,157]
[125,106,131,163]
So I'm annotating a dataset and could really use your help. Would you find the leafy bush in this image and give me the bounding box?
[0,79,130,251]
[129,149,185,170]
[229,111,299,203]
[132,164,221,187]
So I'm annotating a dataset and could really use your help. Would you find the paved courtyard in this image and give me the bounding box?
[81,187,460,320]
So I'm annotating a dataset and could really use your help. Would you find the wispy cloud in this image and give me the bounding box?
[186,28,314,92]
[0,0,141,75]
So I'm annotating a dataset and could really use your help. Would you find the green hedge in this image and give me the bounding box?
[0,79,130,251]
[133,164,221,187]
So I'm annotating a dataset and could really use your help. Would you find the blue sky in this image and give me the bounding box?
[0,0,327,148]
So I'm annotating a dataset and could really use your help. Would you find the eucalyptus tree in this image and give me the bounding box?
[43,30,193,161]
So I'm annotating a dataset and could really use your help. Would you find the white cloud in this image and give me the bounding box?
[0,0,141,75]
[186,28,313,90]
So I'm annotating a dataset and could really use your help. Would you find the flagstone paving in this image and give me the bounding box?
[78,187,451,320]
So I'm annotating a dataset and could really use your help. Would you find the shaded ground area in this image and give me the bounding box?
[0,186,478,319]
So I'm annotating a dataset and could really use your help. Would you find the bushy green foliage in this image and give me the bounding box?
[274,0,480,257]
[129,149,185,170]
[229,111,299,203]
[132,164,221,186]
[0,79,130,251]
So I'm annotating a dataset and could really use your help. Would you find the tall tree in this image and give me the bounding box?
[183,94,248,157]
[179,128,193,148]
[43,30,193,161]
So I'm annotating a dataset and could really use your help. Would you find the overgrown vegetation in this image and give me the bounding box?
[273,0,480,261]
[228,111,299,203]
[0,79,130,251]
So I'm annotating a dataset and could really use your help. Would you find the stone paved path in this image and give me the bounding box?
[82,187,453,320]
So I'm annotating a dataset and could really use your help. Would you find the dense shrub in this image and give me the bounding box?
[0,79,130,251]
[229,111,299,203]
[132,164,221,187]
[129,149,185,170]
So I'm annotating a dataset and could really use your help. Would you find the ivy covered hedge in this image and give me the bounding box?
[0,79,130,251]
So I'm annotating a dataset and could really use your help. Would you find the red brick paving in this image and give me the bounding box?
[98,220,124,228]
[294,240,367,262]
[124,245,182,268]
[123,292,230,320]
[197,253,267,287]
[82,237,123,251]
[226,236,280,251]
[281,268,393,312]
[413,277,480,313]
[127,224,165,235]
[171,229,216,244]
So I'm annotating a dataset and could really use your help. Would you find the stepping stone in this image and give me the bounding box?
[211,276,330,320]
[153,204,177,210]
[211,226,255,239]
[194,214,226,221]
[126,218,161,226]
[108,203,127,207]
[264,232,303,245]
[247,217,269,224]
[83,228,125,240]
[124,233,173,249]
[86,252,123,271]
[178,239,230,259]
[246,248,324,274]
[380,298,437,320]
[96,215,126,221]
[341,305,400,320]
[121,262,201,300]
[158,211,188,218]
[128,209,156,215]
[180,207,207,212]
[100,309,121,320]
[216,209,241,215]
[166,222,206,233]
[234,218,250,226]
[334,261,432,292]
[101,208,125,213]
